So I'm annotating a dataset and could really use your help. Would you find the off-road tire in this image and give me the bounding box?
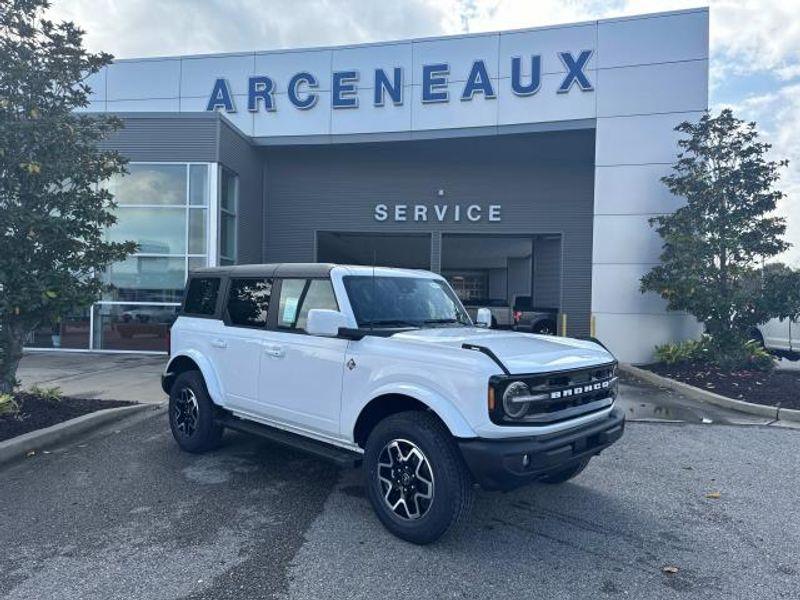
[540,457,590,484]
[364,411,474,545]
[169,370,223,453]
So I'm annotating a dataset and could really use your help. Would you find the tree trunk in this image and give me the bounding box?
[0,321,25,395]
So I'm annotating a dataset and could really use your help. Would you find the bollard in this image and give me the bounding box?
[590,314,596,338]
[560,313,567,337]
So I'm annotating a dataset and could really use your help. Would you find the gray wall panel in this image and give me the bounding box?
[218,120,263,264]
[102,114,219,162]
[262,130,595,335]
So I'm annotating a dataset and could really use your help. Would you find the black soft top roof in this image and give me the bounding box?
[189,263,336,279]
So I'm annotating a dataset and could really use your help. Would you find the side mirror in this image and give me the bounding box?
[305,309,349,337]
[476,308,492,328]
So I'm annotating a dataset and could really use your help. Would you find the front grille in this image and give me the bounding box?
[491,363,617,425]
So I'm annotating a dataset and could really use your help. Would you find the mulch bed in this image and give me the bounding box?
[0,393,132,443]
[643,362,800,410]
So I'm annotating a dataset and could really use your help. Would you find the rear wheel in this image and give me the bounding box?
[540,458,590,484]
[364,411,473,545]
[533,319,556,335]
[169,371,223,453]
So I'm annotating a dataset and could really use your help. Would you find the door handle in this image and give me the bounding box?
[264,345,285,358]
[211,338,227,349]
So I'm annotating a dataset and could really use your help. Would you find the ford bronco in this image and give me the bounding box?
[162,264,624,544]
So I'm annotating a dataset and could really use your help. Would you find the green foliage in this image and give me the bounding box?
[28,384,62,403]
[0,393,20,417]
[641,109,792,365]
[760,264,800,322]
[655,335,774,371]
[0,0,137,393]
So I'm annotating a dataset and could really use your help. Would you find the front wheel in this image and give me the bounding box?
[364,411,474,545]
[168,370,223,453]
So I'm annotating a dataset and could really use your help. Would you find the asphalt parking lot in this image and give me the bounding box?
[2,403,799,600]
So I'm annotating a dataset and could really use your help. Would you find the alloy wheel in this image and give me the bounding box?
[174,387,199,436]
[377,438,435,520]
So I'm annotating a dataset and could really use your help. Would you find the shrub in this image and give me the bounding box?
[655,335,774,371]
[28,385,63,404]
[0,393,20,418]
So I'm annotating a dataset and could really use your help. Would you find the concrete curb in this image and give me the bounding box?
[0,403,153,467]
[621,364,783,421]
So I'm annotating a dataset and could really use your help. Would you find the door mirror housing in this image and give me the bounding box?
[476,308,492,328]
[306,309,349,337]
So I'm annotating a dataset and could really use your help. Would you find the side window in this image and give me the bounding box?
[226,278,272,328]
[183,277,220,316]
[278,278,338,330]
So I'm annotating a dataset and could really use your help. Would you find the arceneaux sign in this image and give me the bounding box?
[206,51,593,113]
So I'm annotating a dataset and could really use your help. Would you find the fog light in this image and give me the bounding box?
[522,454,530,468]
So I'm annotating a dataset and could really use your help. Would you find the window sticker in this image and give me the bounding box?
[282,296,299,324]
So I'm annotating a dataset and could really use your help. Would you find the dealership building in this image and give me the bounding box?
[29,7,709,362]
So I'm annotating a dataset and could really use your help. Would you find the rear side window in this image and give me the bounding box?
[226,278,272,327]
[278,278,338,330]
[183,277,220,316]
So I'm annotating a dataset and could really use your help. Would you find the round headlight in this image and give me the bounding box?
[502,381,531,419]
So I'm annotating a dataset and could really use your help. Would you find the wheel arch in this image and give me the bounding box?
[352,386,476,448]
[163,350,224,405]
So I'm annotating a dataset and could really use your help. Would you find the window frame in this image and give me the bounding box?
[218,167,238,266]
[222,276,274,330]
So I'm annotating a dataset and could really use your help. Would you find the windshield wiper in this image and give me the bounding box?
[361,319,420,328]
[422,318,465,325]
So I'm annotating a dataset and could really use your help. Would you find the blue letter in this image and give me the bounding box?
[332,71,359,108]
[206,78,235,112]
[248,76,275,112]
[511,56,541,96]
[461,60,495,101]
[422,63,449,103]
[558,50,593,93]
[288,72,318,109]
[374,67,403,106]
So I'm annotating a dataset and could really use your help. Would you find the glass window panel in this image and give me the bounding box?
[188,256,208,273]
[27,310,91,349]
[221,168,237,212]
[295,279,338,330]
[188,208,207,254]
[93,303,179,352]
[104,256,186,302]
[278,279,306,328]
[184,277,220,316]
[220,212,235,260]
[226,278,272,327]
[109,164,187,206]
[189,164,208,206]
[107,206,187,255]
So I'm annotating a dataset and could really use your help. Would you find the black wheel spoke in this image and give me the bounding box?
[377,438,435,521]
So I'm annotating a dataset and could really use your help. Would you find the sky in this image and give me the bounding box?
[46,0,800,266]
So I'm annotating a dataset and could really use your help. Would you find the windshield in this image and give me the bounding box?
[344,275,471,329]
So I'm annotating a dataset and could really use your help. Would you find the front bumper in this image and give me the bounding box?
[457,408,625,491]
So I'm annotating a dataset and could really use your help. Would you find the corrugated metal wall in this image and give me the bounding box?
[101,114,219,162]
[262,130,595,335]
[218,120,263,264]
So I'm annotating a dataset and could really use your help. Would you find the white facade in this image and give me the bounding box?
[83,8,710,362]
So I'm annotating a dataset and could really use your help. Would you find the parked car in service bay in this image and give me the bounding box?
[162,264,624,544]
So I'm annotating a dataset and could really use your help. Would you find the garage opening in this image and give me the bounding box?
[441,234,561,332]
[316,232,431,270]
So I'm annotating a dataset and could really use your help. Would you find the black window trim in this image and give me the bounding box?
[222,276,274,330]
[181,275,223,319]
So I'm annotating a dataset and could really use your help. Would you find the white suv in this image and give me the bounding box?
[162,264,624,544]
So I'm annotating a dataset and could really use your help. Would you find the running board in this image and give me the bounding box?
[216,414,362,468]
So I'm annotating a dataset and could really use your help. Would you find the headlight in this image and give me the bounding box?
[502,381,531,419]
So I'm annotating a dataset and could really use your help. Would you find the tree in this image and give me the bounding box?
[0,0,136,394]
[640,109,790,365]
[761,264,800,324]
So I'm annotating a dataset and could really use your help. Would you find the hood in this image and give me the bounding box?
[390,327,614,374]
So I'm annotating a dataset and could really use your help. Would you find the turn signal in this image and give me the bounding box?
[488,385,496,411]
